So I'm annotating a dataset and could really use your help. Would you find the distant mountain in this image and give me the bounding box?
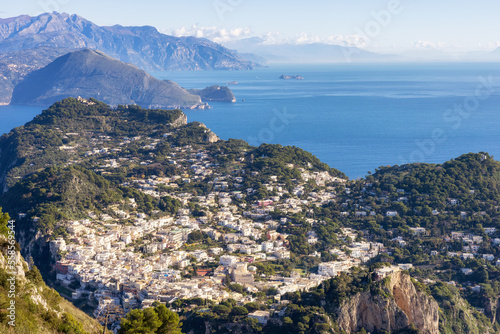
[0,47,74,104]
[11,49,209,109]
[0,12,255,71]
[224,37,398,63]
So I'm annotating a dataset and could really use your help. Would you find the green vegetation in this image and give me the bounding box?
[248,143,346,180]
[2,98,500,334]
[1,165,158,233]
[430,282,498,334]
[118,303,182,334]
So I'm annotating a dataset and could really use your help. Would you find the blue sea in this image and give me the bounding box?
[2,63,500,178]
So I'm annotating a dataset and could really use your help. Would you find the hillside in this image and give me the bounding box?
[332,152,500,233]
[0,97,188,191]
[11,49,208,109]
[0,210,104,333]
[1,97,500,332]
[0,47,72,105]
[180,269,497,334]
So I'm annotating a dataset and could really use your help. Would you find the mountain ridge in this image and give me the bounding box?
[11,49,210,109]
[0,12,255,71]
[224,37,399,63]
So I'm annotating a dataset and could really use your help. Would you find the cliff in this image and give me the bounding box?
[11,49,209,109]
[0,231,104,333]
[337,271,439,334]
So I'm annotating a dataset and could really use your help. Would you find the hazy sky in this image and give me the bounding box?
[3,0,500,52]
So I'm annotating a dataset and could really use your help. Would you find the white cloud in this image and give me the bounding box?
[412,40,444,49]
[165,26,365,48]
[168,25,253,43]
[481,41,500,50]
[258,32,366,47]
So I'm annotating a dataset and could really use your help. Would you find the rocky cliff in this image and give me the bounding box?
[337,271,439,334]
[0,232,104,333]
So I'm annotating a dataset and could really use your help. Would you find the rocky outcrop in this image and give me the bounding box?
[171,113,188,128]
[197,123,220,143]
[337,271,439,334]
[188,85,237,103]
[279,75,304,80]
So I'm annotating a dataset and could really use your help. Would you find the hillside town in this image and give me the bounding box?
[49,136,374,328]
[39,119,500,330]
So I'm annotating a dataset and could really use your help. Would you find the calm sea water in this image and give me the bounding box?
[2,63,500,178]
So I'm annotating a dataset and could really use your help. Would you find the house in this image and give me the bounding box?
[386,211,398,217]
[461,268,473,275]
[398,263,413,270]
[484,228,496,235]
[248,311,270,325]
[220,255,238,267]
[409,227,427,236]
[374,266,400,280]
[483,254,495,261]
[471,285,481,292]
[318,262,340,277]
[230,262,254,284]
[462,253,474,260]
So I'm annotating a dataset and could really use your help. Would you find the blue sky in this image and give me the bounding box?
[3,0,500,52]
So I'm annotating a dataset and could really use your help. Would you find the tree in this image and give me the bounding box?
[231,306,248,316]
[155,304,182,334]
[0,208,10,237]
[119,305,182,334]
[212,305,231,315]
[119,309,153,334]
[244,302,260,312]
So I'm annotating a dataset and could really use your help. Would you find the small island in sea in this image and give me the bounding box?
[280,74,304,80]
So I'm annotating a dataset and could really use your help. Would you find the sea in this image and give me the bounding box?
[2,63,500,179]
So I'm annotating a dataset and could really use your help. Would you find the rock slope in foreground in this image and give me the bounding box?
[337,270,439,334]
[0,231,103,333]
[11,49,208,109]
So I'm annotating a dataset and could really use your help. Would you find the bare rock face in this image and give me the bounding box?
[197,123,220,143]
[171,114,188,128]
[337,271,439,334]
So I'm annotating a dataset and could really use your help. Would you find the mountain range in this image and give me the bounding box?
[0,12,255,104]
[223,37,399,63]
[0,12,255,71]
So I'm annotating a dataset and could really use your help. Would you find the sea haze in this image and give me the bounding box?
[2,63,500,179]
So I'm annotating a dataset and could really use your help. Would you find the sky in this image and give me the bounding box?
[2,0,500,53]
